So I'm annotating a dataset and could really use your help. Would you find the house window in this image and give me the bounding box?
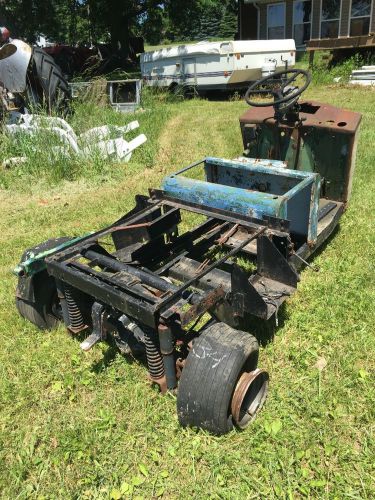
[320,0,341,38]
[293,0,312,46]
[267,3,285,39]
[350,0,371,36]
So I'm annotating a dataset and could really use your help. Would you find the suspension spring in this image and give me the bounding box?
[63,284,86,333]
[144,331,165,380]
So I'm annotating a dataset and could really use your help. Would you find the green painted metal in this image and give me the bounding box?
[13,235,89,277]
[247,124,353,201]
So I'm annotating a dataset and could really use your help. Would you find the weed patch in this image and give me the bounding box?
[0,84,374,498]
[0,89,172,192]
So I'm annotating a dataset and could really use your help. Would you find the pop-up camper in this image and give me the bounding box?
[140,39,296,93]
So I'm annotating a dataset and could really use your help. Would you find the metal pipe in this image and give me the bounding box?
[83,249,179,293]
[158,323,177,390]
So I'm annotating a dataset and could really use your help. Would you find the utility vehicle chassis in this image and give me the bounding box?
[14,68,361,435]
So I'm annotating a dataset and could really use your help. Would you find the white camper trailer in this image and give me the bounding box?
[140,39,296,93]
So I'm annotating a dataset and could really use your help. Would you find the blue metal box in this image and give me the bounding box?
[162,157,321,243]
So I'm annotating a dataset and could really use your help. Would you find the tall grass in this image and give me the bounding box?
[0,86,172,191]
[310,52,375,85]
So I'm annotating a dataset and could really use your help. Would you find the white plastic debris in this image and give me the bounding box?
[6,123,80,153]
[82,134,147,162]
[79,120,140,143]
[2,156,27,169]
[349,65,375,86]
[4,114,147,164]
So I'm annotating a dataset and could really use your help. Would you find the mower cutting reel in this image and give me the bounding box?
[14,69,361,435]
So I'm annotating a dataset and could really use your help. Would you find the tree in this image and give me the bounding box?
[88,0,164,55]
[1,0,239,53]
[141,4,166,46]
[219,0,238,39]
[0,0,89,44]
[164,0,238,43]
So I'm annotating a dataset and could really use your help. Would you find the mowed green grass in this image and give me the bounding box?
[0,85,374,499]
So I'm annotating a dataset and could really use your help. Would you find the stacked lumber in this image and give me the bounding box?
[349,65,375,86]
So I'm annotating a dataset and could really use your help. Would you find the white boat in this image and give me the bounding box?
[140,39,296,93]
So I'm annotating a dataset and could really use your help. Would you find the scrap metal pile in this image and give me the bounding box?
[0,29,146,169]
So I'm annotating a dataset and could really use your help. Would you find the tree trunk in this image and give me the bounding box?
[107,0,131,57]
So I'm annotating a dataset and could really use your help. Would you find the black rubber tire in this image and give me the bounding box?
[26,48,71,114]
[15,237,71,330]
[177,322,259,435]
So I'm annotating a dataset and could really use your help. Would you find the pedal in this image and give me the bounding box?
[80,333,101,351]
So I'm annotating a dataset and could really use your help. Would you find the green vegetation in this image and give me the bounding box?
[2,1,237,54]
[0,88,172,190]
[298,51,375,85]
[0,77,374,498]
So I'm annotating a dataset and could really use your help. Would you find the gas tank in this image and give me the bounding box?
[261,59,277,78]
[0,39,32,92]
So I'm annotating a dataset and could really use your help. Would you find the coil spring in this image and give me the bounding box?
[64,284,85,330]
[144,331,164,379]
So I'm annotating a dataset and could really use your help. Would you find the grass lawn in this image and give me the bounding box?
[0,83,374,499]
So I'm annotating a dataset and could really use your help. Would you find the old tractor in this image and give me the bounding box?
[0,32,70,117]
[14,69,361,435]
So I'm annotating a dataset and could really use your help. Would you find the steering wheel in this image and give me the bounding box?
[245,69,311,108]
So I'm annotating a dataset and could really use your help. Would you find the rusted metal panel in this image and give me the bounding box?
[239,100,361,204]
[180,286,225,327]
[240,100,362,134]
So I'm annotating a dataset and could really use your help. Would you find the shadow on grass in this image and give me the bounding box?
[90,335,146,375]
[236,224,342,347]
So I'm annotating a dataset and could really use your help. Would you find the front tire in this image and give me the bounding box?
[15,237,71,330]
[177,322,266,435]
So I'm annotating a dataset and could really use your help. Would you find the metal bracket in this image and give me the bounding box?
[180,286,225,327]
[257,235,299,287]
[80,302,107,351]
[231,264,268,319]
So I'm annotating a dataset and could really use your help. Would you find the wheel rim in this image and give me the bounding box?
[49,291,63,321]
[231,368,269,429]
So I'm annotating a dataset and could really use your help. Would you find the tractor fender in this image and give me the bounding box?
[0,39,32,92]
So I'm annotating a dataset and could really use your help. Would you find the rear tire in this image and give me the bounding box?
[177,322,261,435]
[26,48,71,114]
[16,281,60,330]
[15,237,71,330]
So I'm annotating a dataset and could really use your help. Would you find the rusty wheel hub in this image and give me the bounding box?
[231,368,269,429]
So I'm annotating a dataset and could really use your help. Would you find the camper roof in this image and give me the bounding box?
[141,39,296,63]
